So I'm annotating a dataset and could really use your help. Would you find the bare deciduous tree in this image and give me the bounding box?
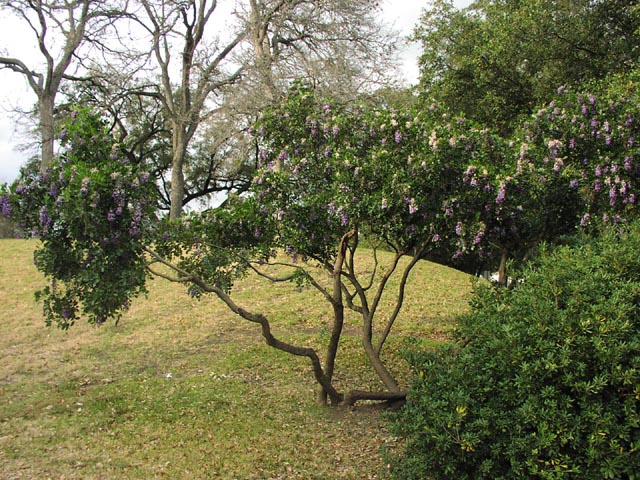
[0,0,128,169]
[128,0,398,218]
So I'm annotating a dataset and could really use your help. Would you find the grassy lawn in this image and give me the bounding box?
[0,239,473,479]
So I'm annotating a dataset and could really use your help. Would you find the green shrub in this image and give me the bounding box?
[390,223,640,479]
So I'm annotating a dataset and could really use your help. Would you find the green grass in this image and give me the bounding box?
[0,239,474,479]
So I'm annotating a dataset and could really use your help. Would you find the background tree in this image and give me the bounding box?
[0,0,129,168]
[414,0,640,134]
[119,0,398,219]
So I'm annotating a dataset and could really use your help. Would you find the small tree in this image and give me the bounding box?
[148,84,504,404]
[2,87,504,405]
[2,108,155,327]
[474,74,640,283]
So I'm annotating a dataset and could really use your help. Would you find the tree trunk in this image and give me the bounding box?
[39,95,56,169]
[317,232,352,405]
[363,335,400,392]
[498,248,508,285]
[169,126,187,220]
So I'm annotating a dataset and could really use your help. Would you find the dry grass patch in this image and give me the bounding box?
[0,239,473,479]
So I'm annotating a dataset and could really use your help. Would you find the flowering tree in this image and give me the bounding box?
[481,78,640,281]
[2,109,156,327]
[0,89,501,405]
[2,76,638,406]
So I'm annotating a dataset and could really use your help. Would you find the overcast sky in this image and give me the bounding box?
[0,0,472,184]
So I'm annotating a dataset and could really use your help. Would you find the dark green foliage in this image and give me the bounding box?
[390,223,640,479]
[415,0,640,134]
[2,108,156,328]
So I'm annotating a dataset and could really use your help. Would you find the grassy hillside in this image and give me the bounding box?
[0,239,474,479]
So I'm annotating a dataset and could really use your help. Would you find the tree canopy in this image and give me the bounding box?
[2,70,639,404]
[414,0,640,133]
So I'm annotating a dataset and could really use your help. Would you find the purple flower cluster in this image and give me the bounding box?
[39,206,52,233]
[129,202,143,238]
[0,194,11,218]
[80,177,90,196]
[496,183,507,205]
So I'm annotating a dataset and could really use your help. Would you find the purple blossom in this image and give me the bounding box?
[327,202,336,216]
[473,230,485,245]
[394,130,402,143]
[569,179,579,189]
[432,234,440,242]
[569,138,576,149]
[595,165,603,177]
[581,104,588,115]
[553,159,564,173]
[340,210,348,226]
[629,137,635,147]
[254,227,261,238]
[112,188,126,207]
[140,172,150,184]
[332,124,339,137]
[80,177,90,196]
[455,222,463,236]
[444,204,452,216]
[594,180,602,192]
[610,186,617,206]
[620,181,628,196]
[453,250,463,260]
[625,156,633,170]
[322,103,331,112]
[580,213,591,226]
[107,210,116,223]
[381,198,388,210]
[408,198,418,215]
[496,183,506,205]
[324,147,332,158]
[278,150,289,163]
[129,203,143,237]
[39,206,51,231]
[625,115,634,127]
[0,194,11,218]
